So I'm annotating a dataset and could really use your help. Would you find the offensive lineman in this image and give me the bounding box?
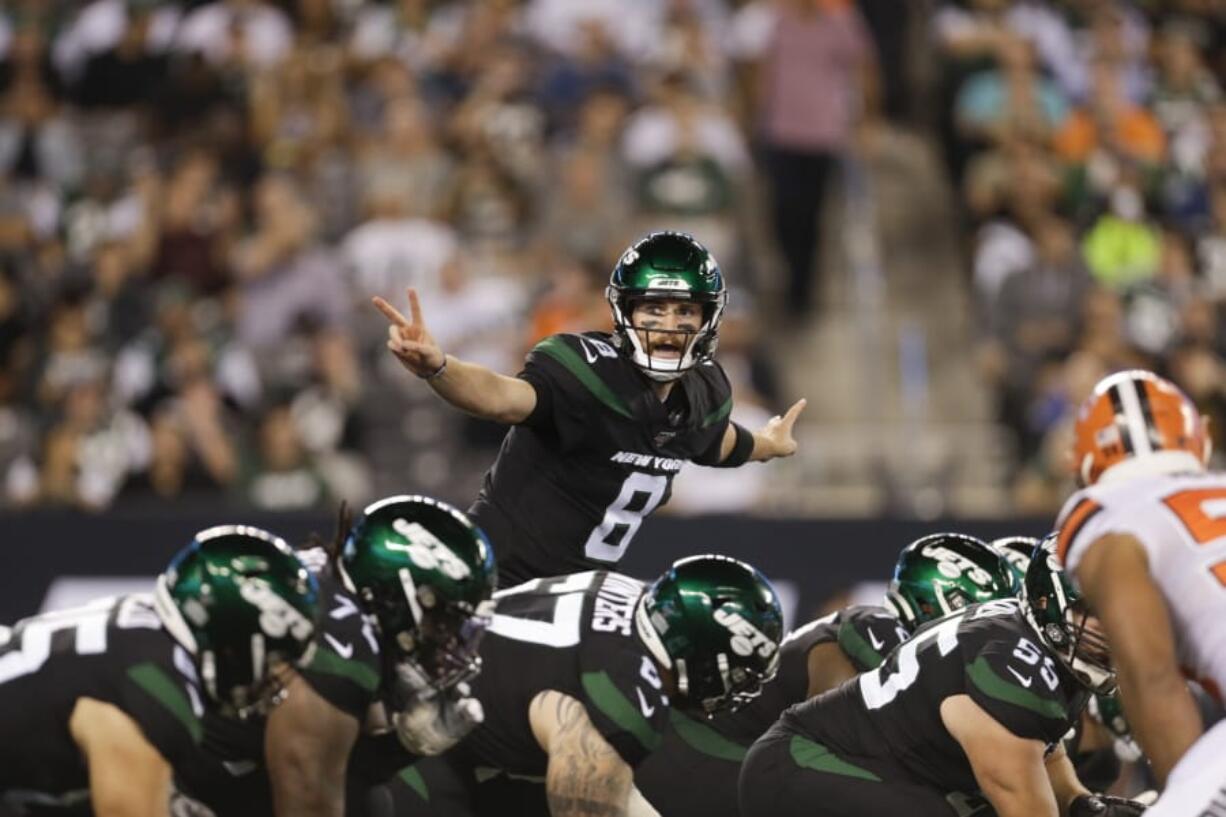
[373,231,806,584]
[1056,369,1226,815]
[739,542,1142,817]
[374,555,785,817]
[0,526,319,816]
[179,496,497,817]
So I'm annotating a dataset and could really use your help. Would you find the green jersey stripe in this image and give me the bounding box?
[534,337,634,419]
[581,670,662,754]
[837,619,884,672]
[127,662,203,744]
[967,657,1067,719]
[398,766,429,802]
[669,709,747,762]
[307,645,380,693]
[789,735,881,781]
[701,396,733,428]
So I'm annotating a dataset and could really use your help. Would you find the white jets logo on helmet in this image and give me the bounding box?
[713,608,777,659]
[920,544,993,586]
[238,578,314,641]
[390,519,472,581]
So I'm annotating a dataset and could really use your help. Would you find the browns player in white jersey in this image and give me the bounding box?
[1056,369,1226,816]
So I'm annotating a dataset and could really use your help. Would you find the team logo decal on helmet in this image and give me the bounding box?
[635,554,783,715]
[1073,369,1210,486]
[155,525,320,719]
[887,533,1017,632]
[341,495,497,696]
[606,231,728,382]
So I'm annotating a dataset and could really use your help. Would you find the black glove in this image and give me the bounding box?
[1070,794,1147,817]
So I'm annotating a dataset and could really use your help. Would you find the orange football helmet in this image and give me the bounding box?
[1072,370,1210,486]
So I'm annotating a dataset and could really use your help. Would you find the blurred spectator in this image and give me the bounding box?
[357,95,454,222]
[979,215,1091,459]
[745,0,875,319]
[1081,183,1162,289]
[176,0,293,71]
[149,149,238,295]
[232,173,349,349]
[623,71,748,264]
[1054,57,1166,168]
[954,36,1068,150]
[69,2,171,112]
[244,400,330,510]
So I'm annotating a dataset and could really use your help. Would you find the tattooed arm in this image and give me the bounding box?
[529,690,634,817]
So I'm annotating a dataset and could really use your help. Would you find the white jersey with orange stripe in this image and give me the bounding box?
[1056,470,1226,704]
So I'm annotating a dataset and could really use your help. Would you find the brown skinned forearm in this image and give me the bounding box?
[1076,534,1203,786]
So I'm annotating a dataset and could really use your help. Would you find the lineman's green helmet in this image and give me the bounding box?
[635,555,783,715]
[1021,537,1116,694]
[341,495,497,692]
[155,525,319,719]
[887,533,1017,632]
[606,231,728,381]
[989,535,1042,589]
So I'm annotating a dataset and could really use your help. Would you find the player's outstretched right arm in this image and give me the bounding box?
[373,288,537,425]
[69,697,173,817]
[940,694,1059,817]
[530,690,635,817]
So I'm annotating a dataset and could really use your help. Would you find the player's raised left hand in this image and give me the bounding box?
[757,398,807,459]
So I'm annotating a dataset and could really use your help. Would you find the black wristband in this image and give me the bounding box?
[715,422,755,468]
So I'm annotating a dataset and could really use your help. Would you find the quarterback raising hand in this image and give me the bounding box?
[373,231,807,587]
[373,288,446,379]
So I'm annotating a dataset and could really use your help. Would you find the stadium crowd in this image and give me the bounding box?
[11,0,1226,518]
[951,0,1226,512]
[0,0,893,512]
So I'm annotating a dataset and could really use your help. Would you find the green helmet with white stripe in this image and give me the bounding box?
[155,525,320,719]
[340,495,497,692]
[886,533,1017,633]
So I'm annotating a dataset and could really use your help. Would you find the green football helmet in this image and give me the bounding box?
[340,495,497,694]
[1021,538,1116,695]
[887,533,1017,632]
[635,555,783,716]
[155,525,320,719]
[606,231,728,381]
[990,535,1042,589]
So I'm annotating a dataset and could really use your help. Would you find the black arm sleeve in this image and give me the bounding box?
[709,422,754,468]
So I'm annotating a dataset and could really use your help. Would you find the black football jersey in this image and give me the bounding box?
[0,595,204,810]
[296,547,385,721]
[461,571,671,777]
[469,332,733,585]
[634,606,905,817]
[781,600,1089,795]
[177,547,392,813]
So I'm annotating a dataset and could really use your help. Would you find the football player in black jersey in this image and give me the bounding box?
[180,496,497,817]
[634,604,908,817]
[371,555,784,817]
[0,526,318,817]
[740,540,1146,817]
[373,231,807,584]
[991,535,1149,795]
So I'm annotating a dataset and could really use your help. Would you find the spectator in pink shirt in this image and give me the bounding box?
[746,0,875,319]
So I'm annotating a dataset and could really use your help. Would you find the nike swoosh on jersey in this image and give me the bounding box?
[324,633,354,659]
[867,628,885,650]
[636,687,656,717]
[1006,666,1033,688]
